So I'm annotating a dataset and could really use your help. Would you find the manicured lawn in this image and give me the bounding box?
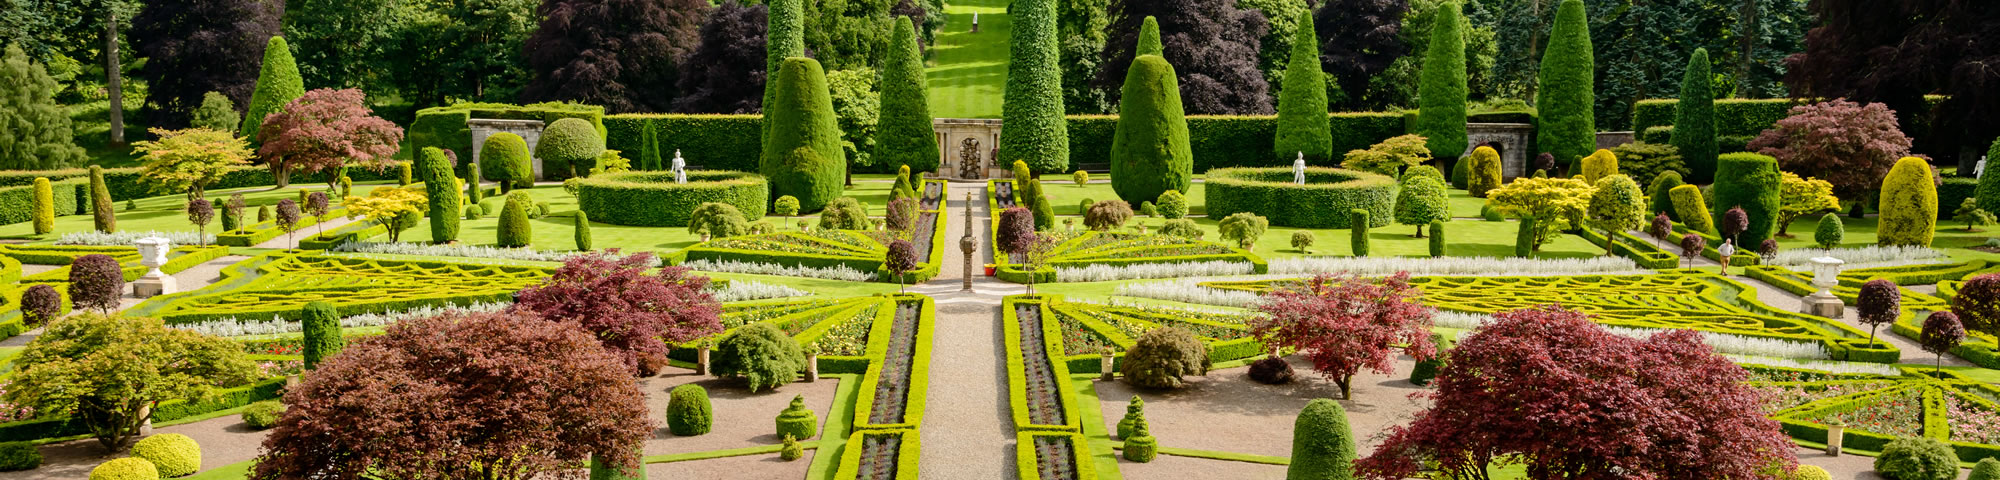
[0,181,399,241]
[925,0,1010,118]
[1767,214,2000,264]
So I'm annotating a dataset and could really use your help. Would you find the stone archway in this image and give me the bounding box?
[933,118,1004,180]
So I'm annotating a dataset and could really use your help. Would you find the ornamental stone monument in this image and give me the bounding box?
[133,236,176,297]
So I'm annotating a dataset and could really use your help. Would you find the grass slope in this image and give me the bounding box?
[925,0,1011,118]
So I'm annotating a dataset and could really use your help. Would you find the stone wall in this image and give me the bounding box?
[468,119,547,179]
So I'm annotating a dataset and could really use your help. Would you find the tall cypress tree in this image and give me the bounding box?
[1110,55,1193,205]
[1413,1,1468,160]
[874,19,940,174]
[999,0,1070,173]
[241,36,305,143]
[1136,16,1162,56]
[1673,48,1718,184]
[1535,0,1595,171]
[1272,11,1331,164]
[760,57,847,212]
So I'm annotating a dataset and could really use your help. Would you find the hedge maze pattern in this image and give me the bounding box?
[1748,366,2000,461]
[145,253,549,323]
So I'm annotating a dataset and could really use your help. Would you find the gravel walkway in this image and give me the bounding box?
[0,412,269,479]
[252,216,363,250]
[915,180,1021,479]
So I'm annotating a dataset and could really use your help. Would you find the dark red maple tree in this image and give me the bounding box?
[515,252,723,374]
[1249,272,1435,399]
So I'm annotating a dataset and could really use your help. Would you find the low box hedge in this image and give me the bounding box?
[1573,228,1680,269]
[575,171,769,227]
[1203,167,1396,229]
[851,295,934,431]
[1003,295,1083,432]
[833,429,923,479]
[1014,431,1100,480]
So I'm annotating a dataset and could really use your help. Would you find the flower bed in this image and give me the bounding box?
[1749,366,2000,462]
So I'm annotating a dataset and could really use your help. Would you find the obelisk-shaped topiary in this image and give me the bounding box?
[875,19,940,174]
[639,124,663,171]
[242,36,305,143]
[466,162,484,204]
[1413,1,1468,160]
[775,395,818,440]
[1536,0,1595,171]
[759,57,846,212]
[89,165,115,233]
[1428,221,1446,256]
[31,177,52,235]
[301,301,343,369]
[1674,48,1718,184]
[1350,209,1371,256]
[1136,16,1162,57]
[418,147,460,243]
[1710,153,1782,247]
[1286,398,1356,479]
[1273,11,1332,164]
[997,0,1069,173]
[1110,55,1194,205]
[497,191,534,247]
[1879,156,1938,247]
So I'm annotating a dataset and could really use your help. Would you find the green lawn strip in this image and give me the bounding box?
[1101,441,1291,466]
[925,0,1011,118]
[1071,374,1127,480]
[641,443,816,463]
[184,459,256,479]
[806,372,864,480]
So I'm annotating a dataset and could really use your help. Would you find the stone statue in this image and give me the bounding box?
[133,236,176,297]
[1978,157,1987,178]
[672,150,687,184]
[1293,152,1307,185]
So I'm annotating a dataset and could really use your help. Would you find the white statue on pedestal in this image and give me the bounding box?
[672,149,687,184]
[133,236,177,297]
[1293,152,1306,185]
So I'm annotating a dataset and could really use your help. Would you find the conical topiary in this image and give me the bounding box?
[775,394,818,440]
[1273,11,1332,164]
[759,57,846,212]
[1122,413,1157,463]
[1673,48,1718,184]
[1413,1,1468,159]
[1109,55,1193,205]
[242,36,305,143]
[874,19,940,174]
[996,0,1069,173]
[1117,396,1145,439]
[1535,0,1595,171]
[1285,398,1355,479]
[1136,16,1162,57]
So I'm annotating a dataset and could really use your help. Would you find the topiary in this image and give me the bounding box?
[1536,0,1596,170]
[241,36,304,143]
[1580,149,1618,184]
[397,162,413,186]
[480,133,533,193]
[874,20,940,175]
[1467,146,1502,198]
[1669,184,1715,235]
[1116,395,1145,439]
[666,384,714,436]
[817,197,871,230]
[1085,200,1134,231]
[1969,458,2000,480]
[712,323,805,392]
[18,284,57,327]
[1788,464,1832,480]
[1878,157,1938,247]
[1072,170,1090,187]
[464,205,484,220]
[1613,142,1686,192]
[242,400,283,430]
[1451,153,1472,190]
[1394,176,1449,236]
[1030,185,1055,230]
[1110,56,1194,205]
[1349,209,1371,256]
[760,58,847,212]
[1413,2,1468,159]
[1139,201,1157,217]
[1076,198,1094,217]
[1274,11,1334,163]
[538,118,606,180]
[1710,153,1783,247]
[1248,355,1294,384]
[1160,218,1203,240]
[1648,170,1685,221]
[301,301,343,369]
[418,148,461,243]
[1514,215,1536,257]
[0,441,39,471]
[497,191,534,247]
[1672,49,1718,183]
[1286,398,1356,480]
[689,202,751,238]
[1480,204,1503,221]
[69,254,123,314]
[775,395,818,440]
[574,211,593,251]
[1218,212,1269,250]
[996,0,1068,173]
[774,196,801,216]
[1291,231,1315,254]
[132,433,200,477]
[1428,221,1446,256]
[780,434,804,461]
[257,205,272,223]
[30,177,51,235]
[1981,137,2000,215]
[1122,415,1158,463]
[1814,213,1844,248]
[1120,327,1209,388]
[89,457,158,480]
[1156,190,1188,219]
[90,165,114,233]
[1874,436,1958,480]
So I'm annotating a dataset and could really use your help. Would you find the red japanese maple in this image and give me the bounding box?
[1356,305,1797,480]
[515,252,723,374]
[250,310,652,479]
[255,88,403,188]
[1250,272,1435,399]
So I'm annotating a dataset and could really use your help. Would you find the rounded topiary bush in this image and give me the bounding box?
[0,441,39,471]
[667,384,713,436]
[576,171,769,227]
[479,132,534,190]
[132,433,199,477]
[774,195,801,216]
[1155,190,1187,220]
[1879,156,1938,247]
[712,323,805,392]
[1120,327,1210,389]
[1815,213,1844,248]
[1649,170,1685,220]
[688,202,751,238]
[1109,55,1194,205]
[1466,146,1503,198]
[90,457,157,480]
[775,394,818,440]
[1670,184,1715,235]
[1788,464,1833,480]
[1874,436,1958,480]
[1710,152,1783,247]
[1286,398,1355,480]
[242,400,284,430]
[1203,167,1396,229]
[1247,355,1294,384]
[537,117,605,179]
[1970,457,2000,480]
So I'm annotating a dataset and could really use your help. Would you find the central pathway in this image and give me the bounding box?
[908,181,1026,479]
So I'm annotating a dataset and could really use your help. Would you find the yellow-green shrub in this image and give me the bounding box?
[1580,149,1618,184]
[1467,146,1502,198]
[89,457,158,480]
[131,433,199,477]
[30,177,51,234]
[1878,156,1937,247]
[1669,184,1714,234]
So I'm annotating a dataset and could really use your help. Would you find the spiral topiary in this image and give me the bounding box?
[666,384,713,436]
[1116,396,1145,439]
[1122,414,1158,463]
[89,457,157,480]
[775,394,818,440]
[132,433,200,477]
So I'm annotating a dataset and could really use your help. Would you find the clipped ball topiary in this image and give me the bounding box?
[775,394,818,440]
[1156,190,1188,219]
[90,457,158,480]
[1286,398,1356,480]
[1969,458,2000,480]
[480,133,533,192]
[1812,213,1843,248]
[774,196,801,216]
[1120,327,1209,389]
[689,202,751,238]
[1787,464,1832,480]
[132,433,200,477]
[1466,146,1502,198]
[1878,156,1939,247]
[1480,204,1503,221]
[538,118,605,180]
[1874,436,1958,480]
[0,441,39,471]
[667,384,714,436]
[465,205,484,220]
[712,323,805,392]
[241,400,283,430]
[1248,355,1294,384]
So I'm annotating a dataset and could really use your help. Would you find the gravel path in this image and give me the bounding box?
[915,180,1022,479]
[0,412,269,480]
[252,216,363,250]
[641,368,841,456]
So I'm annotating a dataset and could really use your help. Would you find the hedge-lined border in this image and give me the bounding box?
[852,295,935,431]
[1015,430,1101,480]
[1758,367,2000,464]
[10,245,233,284]
[1004,295,1085,432]
[1045,299,1267,374]
[409,102,607,177]
[986,181,1266,284]
[1573,228,1680,269]
[1203,167,1397,229]
[575,171,770,226]
[139,252,550,324]
[1747,265,1950,311]
[832,429,923,479]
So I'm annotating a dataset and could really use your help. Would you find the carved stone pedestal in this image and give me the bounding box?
[1801,292,1844,319]
[134,275,177,298]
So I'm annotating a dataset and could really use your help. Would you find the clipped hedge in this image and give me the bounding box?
[408,102,606,170]
[1632,98,1798,138]
[1067,113,1405,173]
[605,115,764,173]
[1203,167,1395,229]
[851,295,935,431]
[833,429,924,479]
[575,171,769,227]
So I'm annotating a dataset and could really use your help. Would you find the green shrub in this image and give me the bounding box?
[1110,55,1194,205]
[241,400,283,430]
[1632,98,1794,139]
[1413,2,1468,159]
[89,457,157,480]
[1291,231,1315,253]
[1120,327,1209,388]
[1941,176,1977,221]
[1878,156,1938,247]
[1466,146,1502,198]
[874,20,939,174]
[574,171,770,227]
[1535,0,1596,169]
[1613,143,1686,193]
[497,192,534,247]
[1218,212,1269,250]
[257,205,271,223]
[301,301,343,370]
[1788,465,1832,480]
[480,133,534,193]
[666,384,713,436]
[464,205,483,220]
[688,202,751,238]
[760,58,846,212]
[1428,221,1445,256]
[775,394,818,440]
[1647,170,1685,220]
[1814,213,1844,248]
[417,148,460,243]
[574,211,593,251]
[1030,185,1055,230]
[1285,398,1355,480]
[589,451,645,480]
[1401,165,1444,184]
[0,441,39,471]
[536,118,606,180]
[1710,152,1781,246]
[189,91,241,133]
[1136,16,1161,56]
[1394,176,1449,235]
[241,36,304,143]
[1480,204,1503,221]
[30,177,51,235]
[1409,334,1449,385]
[1203,167,1396,229]
[1139,201,1157,217]
[1450,153,1471,190]
[463,163,481,203]
[774,196,801,216]
[1274,11,1333,163]
[1156,190,1187,219]
[1085,200,1134,231]
[1579,149,1617,184]
[1072,170,1090,187]
[996,0,1068,173]
[1669,184,1715,234]
[1514,215,1536,257]
[818,197,871,230]
[1873,436,1958,480]
[1122,416,1158,463]
[397,162,413,186]
[713,323,804,392]
[1160,218,1202,240]
[1672,48,1718,183]
[90,165,114,233]
[780,434,804,461]
[1076,198,1094,218]
[132,433,200,477]
[1969,458,2000,480]
[1349,209,1371,256]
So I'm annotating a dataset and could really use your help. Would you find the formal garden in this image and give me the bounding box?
[0,0,1997,478]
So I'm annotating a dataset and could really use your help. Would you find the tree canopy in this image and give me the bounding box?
[521,0,708,113]
[7,314,257,452]
[1097,0,1272,114]
[514,253,723,374]
[128,0,282,128]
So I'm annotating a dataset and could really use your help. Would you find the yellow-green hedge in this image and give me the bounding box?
[1203,167,1395,228]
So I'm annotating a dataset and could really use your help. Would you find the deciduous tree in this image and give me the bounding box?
[68,254,123,314]
[1784,0,2000,167]
[885,239,918,292]
[343,186,426,243]
[1097,0,1271,114]
[1585,174,1644,255]
[1311,0,1407,111]
[257,89,404,188]
[7,314,256,452]
[1857,279,1900,348]
[1953,274,2000,350]
[129,0,281,129]
[1485,177,1593,249]
[1251,273,1436,399]
[1776,172,1839,237]
[521,0,708,113]
[1747,100,1911,202]
[674,1,768,113]
[514,252,723,374]
[133,128,252,201]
